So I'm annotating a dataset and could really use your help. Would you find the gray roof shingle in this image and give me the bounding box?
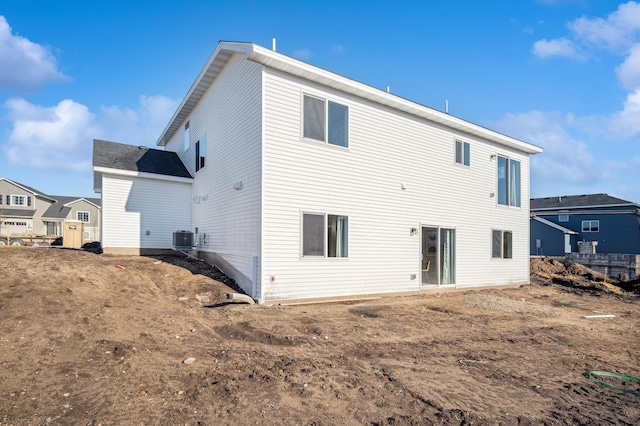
[93,139,192,178]
[42,196,101,219]
[0,208,36,218]
[531,194,635,210]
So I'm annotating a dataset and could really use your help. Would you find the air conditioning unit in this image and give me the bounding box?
[173,230,193,249]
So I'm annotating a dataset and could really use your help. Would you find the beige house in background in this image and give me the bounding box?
[0,178,101,245]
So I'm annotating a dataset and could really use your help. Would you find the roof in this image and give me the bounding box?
[0,208,36,218]
[0,178,57,202]
[531,216,578,234]
[93,140,192,178]
[41,196,101,220]
[531,194,637,211]
[156,41,543,156]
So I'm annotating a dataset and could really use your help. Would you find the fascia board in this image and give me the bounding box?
[93,166,193,184]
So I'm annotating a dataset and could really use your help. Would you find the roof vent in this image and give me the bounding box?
[138,146,148,150]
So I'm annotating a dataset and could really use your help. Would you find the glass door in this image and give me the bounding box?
[421,226,456,286]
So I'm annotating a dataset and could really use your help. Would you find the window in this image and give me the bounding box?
[455,140,470,166]
[184,121,190,151]
[77,211,90,223]
[497,156,520,207]
[0,194,2,205]
[84,231,90,240]
[492,229,513,259]
[582,220,599,232]
[10,195,30,206]
[195,135,206,172]
[303,213,348,257]
[3,221,27,226]
[558,214,569,222]
[303,95,348,147]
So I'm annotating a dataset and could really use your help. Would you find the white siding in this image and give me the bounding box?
[261,68,532,301]
[164,54,263,297]
[102,174,191,249]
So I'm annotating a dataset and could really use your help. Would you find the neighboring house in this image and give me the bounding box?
[93,41,542,303]
[530,194,640,256]
[0,177,101,244]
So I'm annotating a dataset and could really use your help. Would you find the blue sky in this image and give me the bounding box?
[1,0,639,202]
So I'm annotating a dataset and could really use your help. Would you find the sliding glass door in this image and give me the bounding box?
[421,226,456,286]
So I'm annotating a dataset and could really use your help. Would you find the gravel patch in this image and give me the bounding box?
[464,294,555,314]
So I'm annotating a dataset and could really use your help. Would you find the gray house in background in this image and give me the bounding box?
[530,194,640,256]
[0,177,101,244]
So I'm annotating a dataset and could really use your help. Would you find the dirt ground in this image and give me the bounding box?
[1,248,639,425]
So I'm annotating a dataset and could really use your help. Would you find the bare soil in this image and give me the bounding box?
[1,248,639,425]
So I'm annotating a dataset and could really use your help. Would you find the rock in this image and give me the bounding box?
[183,357,196,365]
[195,294,210,303]
[178,297,189,301]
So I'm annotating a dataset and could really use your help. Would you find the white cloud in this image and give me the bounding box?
[532,38,583,59]
[293,48,312,60]
[608,88,640,137]
[0,15,69,92]
[1,95,179,172]
[2,98,98,172]
[615,44,640,90]
[568,1,640,51]
[491,111,603,186]
[100,95,179,144]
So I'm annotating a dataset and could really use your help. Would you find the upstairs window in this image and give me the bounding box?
[10,195,30,206]
[497,156,521,207]
[582,220,599,232]
[77,211,90,223]
[184,121,190,151]
[195,135,206,172]
[303,95,348,147]
[558,214,569,222]
[455,140,470,166]
[302,213,348,257]
[492,229,513,259]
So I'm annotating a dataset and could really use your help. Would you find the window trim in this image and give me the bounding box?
[455,140,470,166]
[581,220,599,232]
[10,195,30,206]
[195,134,206,172]
[491,229,513,259]
[496,155,521,208]
[77,211,90,223]
[184,121,190,151]
[302,93,349,148]
[301,211,349,258]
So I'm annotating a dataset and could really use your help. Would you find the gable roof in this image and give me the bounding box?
[531,194,637,211]
[156,41,543,156]
[41,196,101,220]
[0,177,57,202]
[93,139,192,179]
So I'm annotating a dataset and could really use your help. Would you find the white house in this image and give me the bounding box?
[93,41,542,303]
